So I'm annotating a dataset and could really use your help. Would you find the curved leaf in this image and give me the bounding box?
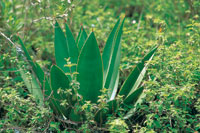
[103,18,125,100]
[77,26,87,51]
[54,22,70,74]
[34,62,45,85]
[18,37,45,105]
[50,65,71,117]
[19,67,43,105]
[43,78,61,115]
[77,32,103,103]
[65,23,79,72]
[119,46,158,99]
[123,93,146,119]
[18,37,36,71]
[18,37,46,87]
[25,61,59,114]
[102,19,120,86]
[123,86,144,105]
[110,72,119,100]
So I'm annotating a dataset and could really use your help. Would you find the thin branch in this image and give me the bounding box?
[0,31,26,60]
[55,117,79,125]
[42,116,54,133]
[0,32,16,47]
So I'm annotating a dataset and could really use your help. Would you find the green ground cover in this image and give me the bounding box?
[0,0,199,132]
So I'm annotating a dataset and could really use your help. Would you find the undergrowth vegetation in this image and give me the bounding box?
[0,0,199,132]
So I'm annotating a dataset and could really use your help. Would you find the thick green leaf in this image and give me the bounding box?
[123,93,146,119]
[33,63,57,111]
[50,65,71,117]
[106,46,121,100]
[103,18,125,100]
[34,62,45,85]
[123,86,144,105]
[77,32,103,103]
[54,22,70,74]
[77,26,87,51]
[30,63,63,116]
[18,37,44,82]
[102,19,120,86]
[24,60,59,114]
[110,72,119,100]
[65,23,79,72]
[43,78,61,115]
[119,46,158,99]
[18,37,36,71]
[18,37,46,105]
[18,37,46,87]
[19,66,43,106]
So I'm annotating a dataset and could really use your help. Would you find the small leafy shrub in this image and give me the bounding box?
[107,118,129,133]
[126,18,200,132]
[0,87,51,132]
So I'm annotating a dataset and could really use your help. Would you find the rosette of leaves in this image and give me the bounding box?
[18,17,158,124]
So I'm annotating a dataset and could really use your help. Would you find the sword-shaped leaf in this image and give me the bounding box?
[19,67,43,106]
[43,78,61,115]
[18,37,36,71]
[77,26,87,51]
[102,19,120,86]
[77,32,103,103]
[110,72,119,100]
[50,65,71,117]
[65,23,79,72]
[34,63,60,114]
[123,86,144,105]
[119,46,158,99]
[18,38,67,115]
[18,37,46,105]
[123,93,146,119]
[103,18,125,100]
[19,37,45,87]
[34,62,45,85]
[54,22,70,74]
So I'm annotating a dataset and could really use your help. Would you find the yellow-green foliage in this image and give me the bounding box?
[0,0,199,132]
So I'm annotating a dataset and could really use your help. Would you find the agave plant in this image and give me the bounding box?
[18,17,158,123]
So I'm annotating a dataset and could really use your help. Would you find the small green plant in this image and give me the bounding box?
[107,118,129,133]
[18,17,158,124]
[0,87,51,132]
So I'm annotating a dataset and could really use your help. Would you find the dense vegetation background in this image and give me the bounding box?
[0,0,199,132]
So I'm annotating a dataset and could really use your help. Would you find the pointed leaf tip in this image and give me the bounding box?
[102,18,125,100]
[55,21,59,26]
[54,22,71,77]
[65,23,79,72]
[119,46,157,99]
[77,32,103,103]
